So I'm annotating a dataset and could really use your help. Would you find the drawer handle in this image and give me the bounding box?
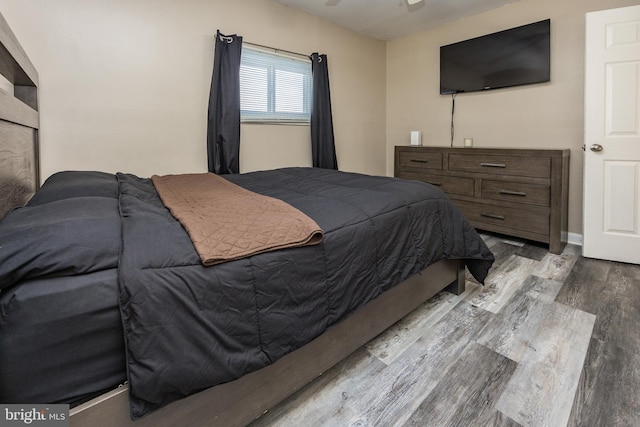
[499,190,526,197]
[410,159,428,164]
[481,213,505,220]
[480,162,506,168]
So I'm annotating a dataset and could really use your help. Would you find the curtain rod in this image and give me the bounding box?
[243,41,310,61]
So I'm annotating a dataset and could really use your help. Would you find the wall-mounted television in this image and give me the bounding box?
[440,19,550,94]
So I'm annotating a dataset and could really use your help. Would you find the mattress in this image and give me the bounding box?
[0,171,124,405]
[0,270,125,405]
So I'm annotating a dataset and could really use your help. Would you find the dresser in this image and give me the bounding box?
[394,146,570,254]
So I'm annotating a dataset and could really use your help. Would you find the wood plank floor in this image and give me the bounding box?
[250,233,640,427]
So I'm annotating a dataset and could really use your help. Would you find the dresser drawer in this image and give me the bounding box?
[454,200,549,235]
[448,154,550,178]
[398,171,474,197]
[397,150,443,170]
[481,180,550,206]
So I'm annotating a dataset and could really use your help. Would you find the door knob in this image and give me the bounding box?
[590,144,604,152]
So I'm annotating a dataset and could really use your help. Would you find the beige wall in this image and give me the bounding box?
[386,0,640,237]
[0,0,386,179]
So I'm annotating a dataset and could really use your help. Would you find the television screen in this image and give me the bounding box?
[440,19,550,94]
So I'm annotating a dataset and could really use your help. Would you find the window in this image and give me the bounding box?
[240,46,312,124]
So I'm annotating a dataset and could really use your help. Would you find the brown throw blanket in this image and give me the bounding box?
[151,173,323,266]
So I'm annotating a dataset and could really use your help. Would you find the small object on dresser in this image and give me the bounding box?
[464,138,473,147]
[410,131,422,146]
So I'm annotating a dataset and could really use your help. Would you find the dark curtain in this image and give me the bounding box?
[310,53,338,170]
[207,31,243,174]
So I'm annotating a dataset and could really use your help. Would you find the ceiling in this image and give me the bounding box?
[274,0,522,41]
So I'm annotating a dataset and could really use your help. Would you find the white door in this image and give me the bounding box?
[583,5,640,264]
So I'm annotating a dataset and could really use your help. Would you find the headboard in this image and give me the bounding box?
[0,10,39,220]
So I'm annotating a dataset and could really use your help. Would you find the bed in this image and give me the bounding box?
[0,10,494,427]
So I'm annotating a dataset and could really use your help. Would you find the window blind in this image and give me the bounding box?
[240,46,312,124]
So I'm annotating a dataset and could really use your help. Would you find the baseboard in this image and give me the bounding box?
[567,232,583,247]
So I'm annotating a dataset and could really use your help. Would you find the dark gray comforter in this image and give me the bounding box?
[0,167,493,419]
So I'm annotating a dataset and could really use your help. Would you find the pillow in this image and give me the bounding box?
[27,171,118,206]
[0,197,120,290]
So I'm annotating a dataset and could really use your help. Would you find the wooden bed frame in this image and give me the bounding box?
[0,10,465,427]
[70,261,464,427]
[0,10,39,220]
